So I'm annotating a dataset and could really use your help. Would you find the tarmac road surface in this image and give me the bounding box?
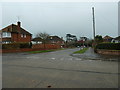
[2,48,119,88]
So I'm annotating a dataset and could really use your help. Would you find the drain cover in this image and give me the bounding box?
[47,85,52,88]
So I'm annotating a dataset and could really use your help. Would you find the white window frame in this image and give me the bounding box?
[24,34,26,38]
[2,32,11,38]
[21,34,26,38]
[2,41,11,44]
[50,37,53,39]
[21,34,24,38]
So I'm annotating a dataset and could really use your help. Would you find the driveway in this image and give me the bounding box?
[2,48,119,88]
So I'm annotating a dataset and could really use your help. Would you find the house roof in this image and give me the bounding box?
[0,24,32,35]
[47,36,64,42]
[32,37,43,41]
[103,35,113,39]
[32,36,64,42]
[114,36,120,40]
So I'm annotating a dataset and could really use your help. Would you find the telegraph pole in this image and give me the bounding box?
[92,7,96,40]
[92,7,97,52]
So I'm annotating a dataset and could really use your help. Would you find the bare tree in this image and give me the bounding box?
[36,32,50,49]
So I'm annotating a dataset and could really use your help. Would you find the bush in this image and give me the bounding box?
[2,42,32,49]
[19,43,31,48]
[2,43,20,49]
[95,43,120,50]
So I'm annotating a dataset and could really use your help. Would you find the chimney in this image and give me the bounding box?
[17,21,21,38]
[17,21,21,27]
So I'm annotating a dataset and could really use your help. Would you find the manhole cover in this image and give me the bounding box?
[47,85,52,88]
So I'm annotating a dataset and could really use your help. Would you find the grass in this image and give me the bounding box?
[28,50,54,54]
[73,48,88,54]
[28,48,65,54]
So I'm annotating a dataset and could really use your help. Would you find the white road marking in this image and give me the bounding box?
[51,58,55,60]
[75,58,82,61]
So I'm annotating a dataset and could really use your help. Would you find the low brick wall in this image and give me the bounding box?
[1,48,47,53]
[96,49,120,55]
[32,44,61,49]
[1,44,62,53]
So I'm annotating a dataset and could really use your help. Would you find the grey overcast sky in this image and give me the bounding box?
[1,2,118,40]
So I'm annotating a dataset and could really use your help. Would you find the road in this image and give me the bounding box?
[2,48,119,88]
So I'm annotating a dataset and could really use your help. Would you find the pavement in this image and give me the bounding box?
[2,48,119,88]
[72,48,120,61]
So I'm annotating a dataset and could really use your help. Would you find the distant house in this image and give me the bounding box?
[0,21,32,44]
[103,35,113,42]
[66,34,77,43]
[111,36,120,43]
[32,36,65,46]
[31,37,42,44]
[79,37,87,42]
[47,36,65,45]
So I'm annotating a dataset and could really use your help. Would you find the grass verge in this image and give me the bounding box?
[73,48,88,54]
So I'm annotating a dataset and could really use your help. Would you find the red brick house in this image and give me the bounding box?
[46,36,65,45]
[32,36,65,46]
[0,21,32,44]
[103,35,113,42]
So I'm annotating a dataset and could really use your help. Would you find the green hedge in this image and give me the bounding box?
[19,43,31,48]
[95,43,120,50]
[2,42,32,49]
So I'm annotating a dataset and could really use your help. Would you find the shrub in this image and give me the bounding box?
[2,42,32,49]
[2,43,20,49]
[19,42,31,48]
[95,43,120,50]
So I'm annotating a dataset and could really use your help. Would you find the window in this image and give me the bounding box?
[2,32,11,37]
[2,41,11,44]
[2,32,6,37]
[24,34,26,38]
[50,37,53,39]
[21,34,24,37]
[21,34,26,38]
[7,33,11,37]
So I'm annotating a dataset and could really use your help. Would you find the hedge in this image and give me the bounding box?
[2,42,32,49]
[19,43,31,48]
[95,43,120,50]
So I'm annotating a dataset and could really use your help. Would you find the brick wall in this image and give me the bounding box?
[32,44,61,49]
[11,33,18,42]
[11,33,31,42]
[1,44,62,53]
[1,48,44,53]
[18,34,31,42]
